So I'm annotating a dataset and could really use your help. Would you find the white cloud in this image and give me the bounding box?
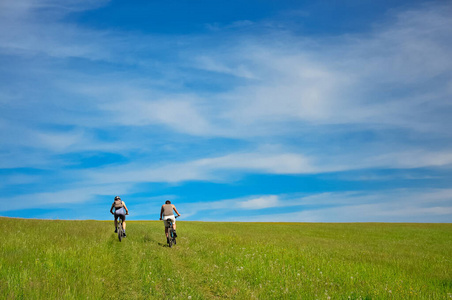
[184,3,452,138]
[239,195,279,209]
[84,151,315,184]
[103,98,214,135]
[179,191,380,218]
[178,195,282,218]
[192,189,452,222]
[194,56,257,79]
[0,182,132,212]
[315,150,452,173]
[35,130,86,151]
[263,203,452,223]
[195,152,314,174]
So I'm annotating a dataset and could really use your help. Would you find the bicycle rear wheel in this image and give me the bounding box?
[168,229,173,248]
[118,222,123,242]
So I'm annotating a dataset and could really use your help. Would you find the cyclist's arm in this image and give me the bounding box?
[160,205,164,219]
[122,202,129,214]
[173,205,181,217]
[110,203,115,214]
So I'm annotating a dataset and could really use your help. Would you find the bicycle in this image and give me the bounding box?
[117,217,125,242]
[165,216,179,248]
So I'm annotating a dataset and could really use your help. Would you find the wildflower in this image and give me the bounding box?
[188,296,192,299]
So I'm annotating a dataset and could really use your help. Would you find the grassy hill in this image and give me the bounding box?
[1,218,451,299]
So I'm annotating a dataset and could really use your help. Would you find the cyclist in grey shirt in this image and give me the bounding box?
[160,200,181,242]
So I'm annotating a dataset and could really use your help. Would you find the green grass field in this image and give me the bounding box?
[1,218,451,299]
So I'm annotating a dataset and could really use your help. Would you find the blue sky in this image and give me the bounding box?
[1,0,451,222]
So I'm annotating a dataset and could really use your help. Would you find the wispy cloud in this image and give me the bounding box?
[83,151,315,184]
[183,189,452,222]
[74,148,452,186]
[0,183,132,212]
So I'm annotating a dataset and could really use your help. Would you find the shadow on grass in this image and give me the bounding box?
[143,234,170,248]
[157,240,179,248]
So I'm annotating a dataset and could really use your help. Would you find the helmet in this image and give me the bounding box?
[114,196,121,200]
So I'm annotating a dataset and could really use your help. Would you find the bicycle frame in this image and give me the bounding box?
[165,218,173,229]
[165,216,178,247]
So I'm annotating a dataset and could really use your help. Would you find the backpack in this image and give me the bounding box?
[114,199,123,209]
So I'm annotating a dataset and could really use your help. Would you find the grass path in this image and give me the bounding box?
[1,218,451,299]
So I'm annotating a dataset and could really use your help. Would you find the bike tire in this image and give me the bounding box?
[168,229,173,248]
[118,224,122,242]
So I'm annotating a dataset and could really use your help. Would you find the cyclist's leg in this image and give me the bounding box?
[163,218,170,238]
[173,221,178,237]
[171,217,177,237]
[114,214,118,231]
[122,214,126,231]
[118,214,126,236]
